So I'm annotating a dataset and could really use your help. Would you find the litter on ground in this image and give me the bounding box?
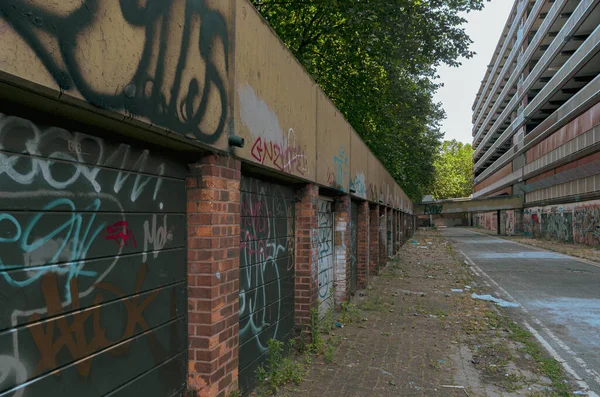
[471,293,520,308]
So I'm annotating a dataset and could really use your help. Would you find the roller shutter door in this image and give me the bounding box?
[317,199,334,315]
[239,176,295,391]
[0,112,187,397]
[349,201,359,293]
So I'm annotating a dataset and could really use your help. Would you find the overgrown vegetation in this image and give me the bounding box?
[254,303,362,396]
[431,139,474,200]
[250,0,489,201]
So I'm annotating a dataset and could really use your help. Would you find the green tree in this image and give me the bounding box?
[250,0,487,200]
[431,140,474,200]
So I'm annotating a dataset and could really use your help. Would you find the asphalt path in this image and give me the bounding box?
[441,227,600,396]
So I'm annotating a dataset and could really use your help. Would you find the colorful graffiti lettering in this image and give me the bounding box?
[350,172,367,199]
[250,128,308,175]
[105,221,137,248]
[333,147,349,190]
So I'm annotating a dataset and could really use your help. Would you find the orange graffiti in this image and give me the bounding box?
[29,265,159,378]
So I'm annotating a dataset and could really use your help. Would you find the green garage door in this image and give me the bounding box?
[0,111,187,397]
[239,176,295,392]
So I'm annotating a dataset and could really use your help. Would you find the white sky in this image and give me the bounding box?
[433,0,514,145]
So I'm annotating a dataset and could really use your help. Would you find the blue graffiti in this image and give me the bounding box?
[333,146,349,191]
[0,198,105,303]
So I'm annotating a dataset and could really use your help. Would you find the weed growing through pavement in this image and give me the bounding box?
[505,321,571,396]
[253,302,363,395]
[255,339,306,396]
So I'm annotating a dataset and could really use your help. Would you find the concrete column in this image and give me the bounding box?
[187,154,241,397]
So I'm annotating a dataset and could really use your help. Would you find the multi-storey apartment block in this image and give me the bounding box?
[472,0,600,244]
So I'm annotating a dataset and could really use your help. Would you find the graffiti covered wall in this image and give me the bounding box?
[239,176,295,390]
[0,1,231,148]
[474,211,498,233]
[521,199,600,246]
[0,0,414,216]
[0,113,187,396]
[317,200,335,315]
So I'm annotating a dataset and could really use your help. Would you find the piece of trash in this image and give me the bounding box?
[362,318,368,321]
[471,293,520,308]
[562,380,569,384]
[573,391,588,395]
[389,380,396,386]
[465,285,472,290]
[411,240,419,244]
[441,385,465,389]
[370,367,393,376]
[427,242,433,245]
[335,322,344,328]
[451,289,464,293]
[418,246,429,249]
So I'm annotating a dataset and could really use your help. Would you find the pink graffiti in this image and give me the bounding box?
[105,221,137,248]
[250,128,308,175]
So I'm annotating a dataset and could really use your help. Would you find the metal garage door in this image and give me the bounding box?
[239,176,295,391]
[317,199,334,315]
[0,112,187,397]
[349,201,359,293]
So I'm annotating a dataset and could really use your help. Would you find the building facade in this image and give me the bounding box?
[472,0,600,244]
[0,1,415,397]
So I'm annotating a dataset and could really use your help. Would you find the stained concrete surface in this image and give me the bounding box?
[442,227,600,394]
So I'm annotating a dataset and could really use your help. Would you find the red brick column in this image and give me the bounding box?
[400,212,405,245]
[334,195,351,305]
[187,154,241,397]
[369,204,380,275]
[357,201,370,289]
[379,206,387,269]
[294,184,319,332]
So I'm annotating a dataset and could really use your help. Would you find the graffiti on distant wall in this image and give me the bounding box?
[239,177,295,359]
[541,212,573,243]
[424,205,443,215]
[350,172,367,199]
[574,206,600,245]
[317,200,334,314]
[0,114,186,396]
[0,1,229,143]
[332,147,349,190]
[506,210,515,235]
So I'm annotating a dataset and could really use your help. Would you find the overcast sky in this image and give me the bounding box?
[433,0,514,145]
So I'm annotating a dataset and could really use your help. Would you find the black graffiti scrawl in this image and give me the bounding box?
[0,0,229,144]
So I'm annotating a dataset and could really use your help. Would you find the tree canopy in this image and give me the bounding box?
[431,140,474,200]
[250,0,487,200]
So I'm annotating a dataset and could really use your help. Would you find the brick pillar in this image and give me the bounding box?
[334,195,351,305]
[357,201,370,289]
[379,206,387,269]
[392,210,398,255]
[187,154,241,397]
[294,184,319,333]
[369,204,380,275]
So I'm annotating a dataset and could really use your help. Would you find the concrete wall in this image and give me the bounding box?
[523,198,600,246]
[0,0,412,214]
[0,2,416,396]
